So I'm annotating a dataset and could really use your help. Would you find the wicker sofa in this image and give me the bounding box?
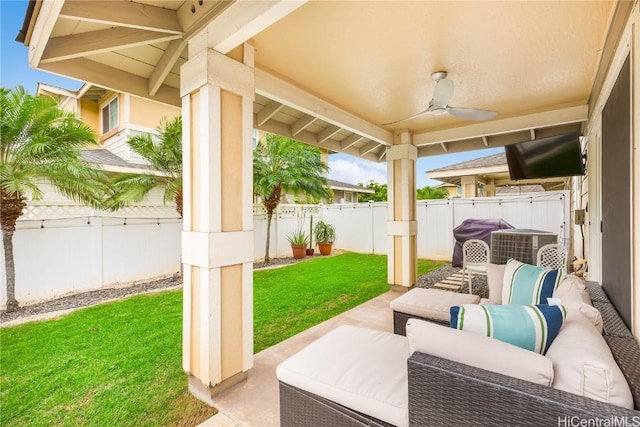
[278,281,640,426]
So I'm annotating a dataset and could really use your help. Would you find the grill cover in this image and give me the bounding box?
[451,218,514,267]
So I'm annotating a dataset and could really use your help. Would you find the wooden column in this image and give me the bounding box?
[387,131,418,290]
[180,42,255,403]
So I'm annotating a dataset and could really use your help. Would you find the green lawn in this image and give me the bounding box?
[0,290,216,427]
[0,253,445,426]
[254,252,444,352]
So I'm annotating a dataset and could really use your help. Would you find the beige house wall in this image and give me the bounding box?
[80,99,100,138]
[129,96,181,128]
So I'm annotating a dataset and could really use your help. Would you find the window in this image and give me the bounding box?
[345,192,353,203]
[101,97,118,134]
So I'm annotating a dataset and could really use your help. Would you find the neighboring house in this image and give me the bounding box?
[37,83,180,170]
[327,179,374,203]
[426,152,565,197]
[434,183,459,198]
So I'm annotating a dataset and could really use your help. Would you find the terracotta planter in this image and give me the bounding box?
[318,242,333,256]
[305,248,315,256]
[291,244,306,259]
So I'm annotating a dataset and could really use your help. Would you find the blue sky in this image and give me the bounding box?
[0,0,502,188]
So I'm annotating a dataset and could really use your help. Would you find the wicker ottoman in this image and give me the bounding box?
[391,288,480,335]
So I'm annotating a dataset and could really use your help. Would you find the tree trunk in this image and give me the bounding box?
[1,192,25,312]
[263,184,281,263]
[174,191,183,218]
[265,209,273,263]
[2,230,18,311]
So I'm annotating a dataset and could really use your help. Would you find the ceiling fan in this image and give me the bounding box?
[382,71,498,125]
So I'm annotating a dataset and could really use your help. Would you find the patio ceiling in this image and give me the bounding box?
[20,0,619,162]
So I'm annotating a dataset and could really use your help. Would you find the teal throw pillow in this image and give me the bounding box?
[502,259,563,305]
[450,303,566,354]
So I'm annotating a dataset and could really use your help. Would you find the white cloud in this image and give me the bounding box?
[328,155,387,186]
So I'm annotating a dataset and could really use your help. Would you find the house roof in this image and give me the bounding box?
[496,185,545,194]
[428,152,507,173]
[327,179,375,194]
[81,149,166,176]
[426,150,567,190]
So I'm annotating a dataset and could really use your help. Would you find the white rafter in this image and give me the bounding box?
[41,28,181,63]
[291,114,316,136]
[359,141,380,156]
[39,57,180,107]
[341,134,364,150]
[257,101,284,126]
[149,39,186,96]
[59,1,182,34]
[318,125,341,144]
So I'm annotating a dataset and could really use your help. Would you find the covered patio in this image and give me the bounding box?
[19,0,639,420]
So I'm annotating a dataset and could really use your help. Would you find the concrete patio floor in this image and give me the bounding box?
[197,290,398,426]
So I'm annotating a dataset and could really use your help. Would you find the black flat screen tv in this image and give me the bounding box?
[504,132,585,180]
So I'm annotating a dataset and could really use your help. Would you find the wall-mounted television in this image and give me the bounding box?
[504,132,585,180]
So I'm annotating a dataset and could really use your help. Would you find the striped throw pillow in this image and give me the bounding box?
[450,304,566,354]
[502,259,563,305]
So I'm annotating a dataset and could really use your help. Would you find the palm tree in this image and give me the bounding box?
[1,86,108,311]
[106,116,183,216]
[253,134,330,262]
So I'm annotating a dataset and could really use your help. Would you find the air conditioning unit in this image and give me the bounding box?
[490,229,557,265]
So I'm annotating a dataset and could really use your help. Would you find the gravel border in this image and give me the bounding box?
[1,258,487,326]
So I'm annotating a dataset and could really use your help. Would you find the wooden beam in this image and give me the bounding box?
[199,1,307,53]
[359,141,380,156]
[28,1,64,67]
[39,58,180,107]
[256,68,393,146]
[378,147,387,162]
[255,116,378,162]
[482,136,489,147]
[341,134,363,150]
[291,114,316,136]
[149,39,186,96]
[318,125,341,144]
[440,142,448,152]
[413,105,588,147]
[530,129,536,140]
[256,101,284,126]
[41,28,181,63]
[59,1,182,34]
[417,122,582,158]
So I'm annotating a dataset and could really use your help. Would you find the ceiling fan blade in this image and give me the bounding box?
[432,78,454,107]
[381,106,435,126]
[446,106,497,121]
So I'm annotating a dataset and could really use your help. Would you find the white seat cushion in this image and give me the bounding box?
[390,288,480,321]
[546,310,633,409]
[406,318,554,386]
[277,325,410,427]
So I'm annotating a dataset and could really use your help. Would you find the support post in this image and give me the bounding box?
[180,41,255,403]
[387,131,418,291]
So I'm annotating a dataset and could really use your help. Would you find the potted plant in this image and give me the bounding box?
[287,229,309,259]
[314,221,336,256]
[306,215,315,256]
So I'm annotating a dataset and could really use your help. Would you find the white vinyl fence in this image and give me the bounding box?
[254,191,570,261]
[2,190,568,305]
[0,197,181,306]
